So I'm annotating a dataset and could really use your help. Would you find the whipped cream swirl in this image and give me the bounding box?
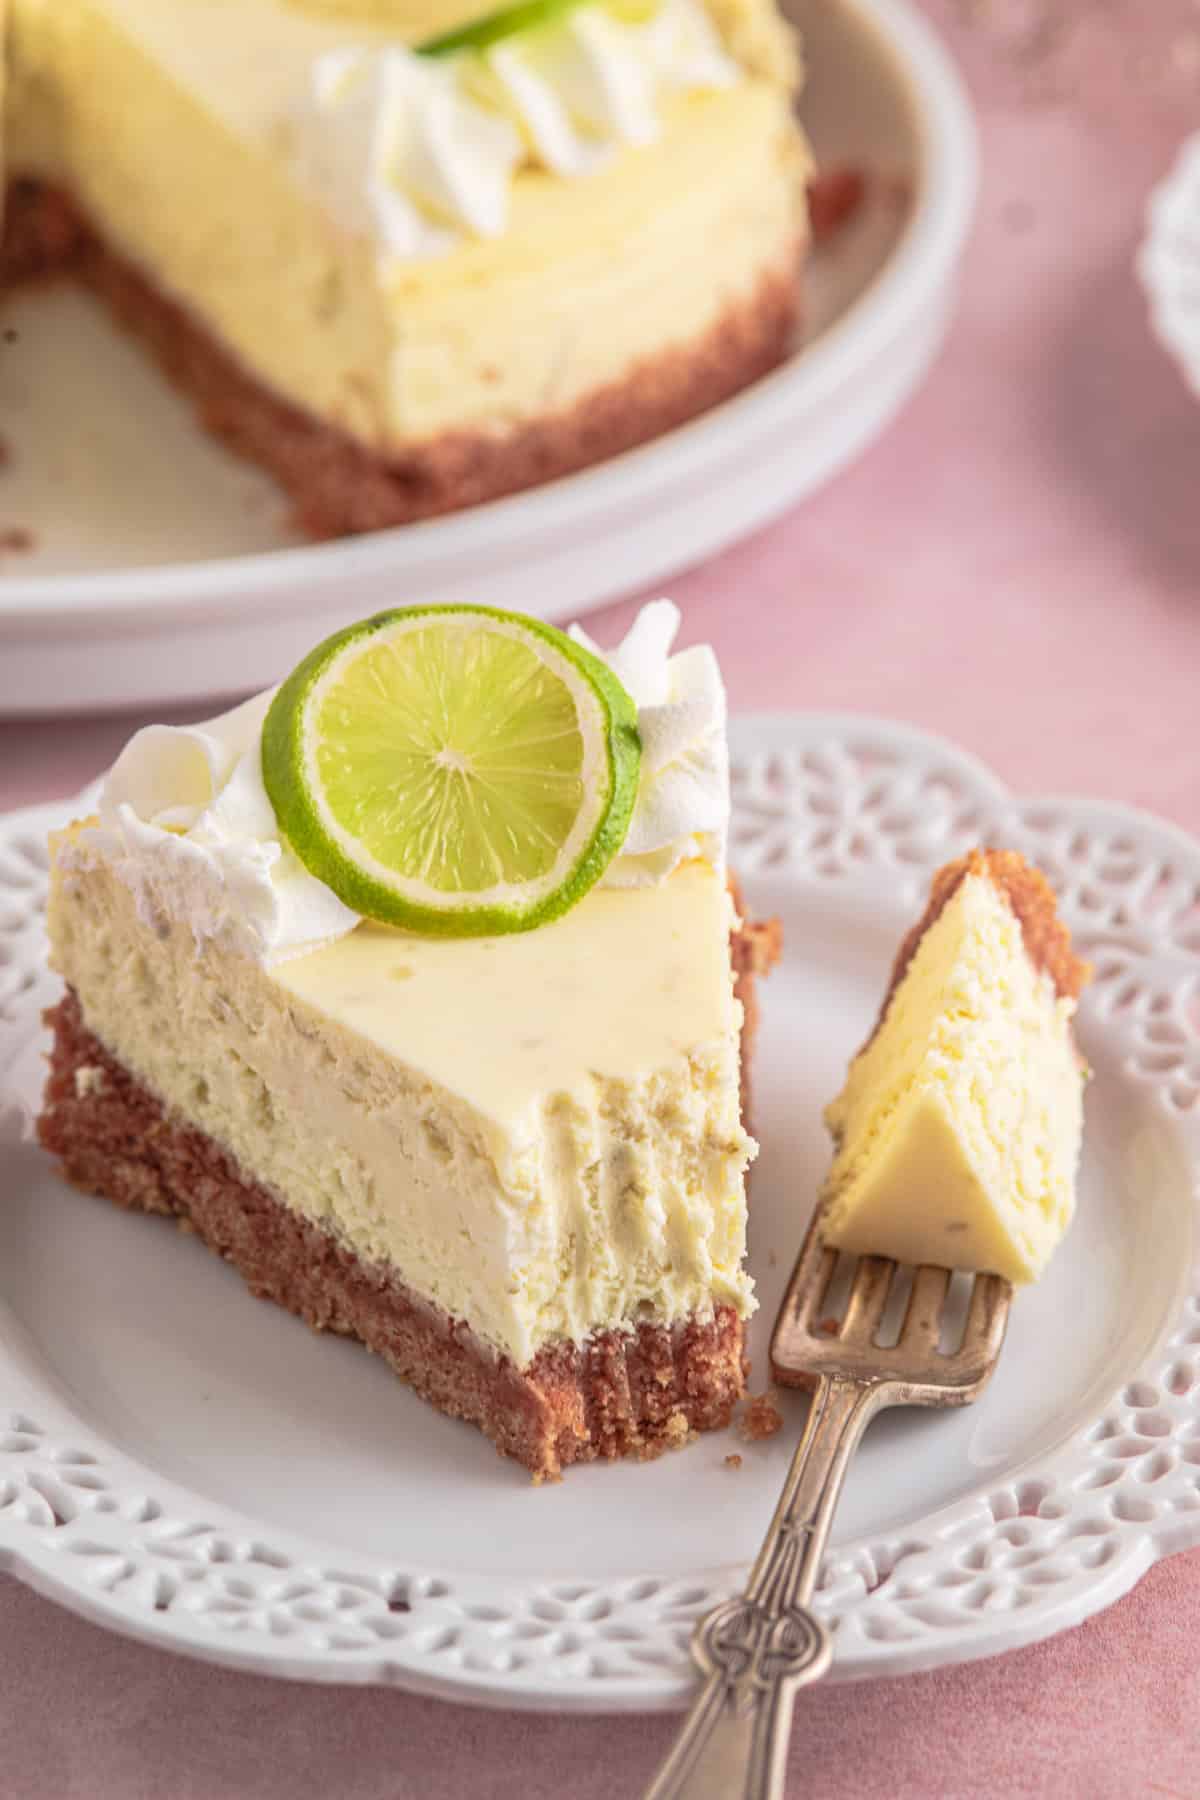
[295,45,523,255]
[81,601,729,964]
[571,599,728,885]
[82,692,359,965]
[292,0,738,256]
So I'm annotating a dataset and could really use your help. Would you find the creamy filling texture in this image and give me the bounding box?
[6,0,808,442]
[822,875,1085,1284]
[49,846,756,1363]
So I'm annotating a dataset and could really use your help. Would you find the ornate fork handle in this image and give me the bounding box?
[644,1376,884,1800]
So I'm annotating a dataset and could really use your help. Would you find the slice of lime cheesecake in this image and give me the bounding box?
[38,602,779,1479]
[822,850,1091,1284]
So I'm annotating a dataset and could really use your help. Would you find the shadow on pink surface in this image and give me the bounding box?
[1053,251,1200,599]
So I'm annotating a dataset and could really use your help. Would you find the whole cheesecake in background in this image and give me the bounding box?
[822,850,1091,1284]
[37,602,780,1480]
[1,0,811,538]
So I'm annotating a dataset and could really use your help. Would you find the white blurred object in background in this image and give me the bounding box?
[1140,132,1200,401]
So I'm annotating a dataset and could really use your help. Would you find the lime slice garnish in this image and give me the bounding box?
[262,605,641,937]
[415,0,590,56]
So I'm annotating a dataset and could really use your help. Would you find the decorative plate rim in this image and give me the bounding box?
[1,711,1199,1713]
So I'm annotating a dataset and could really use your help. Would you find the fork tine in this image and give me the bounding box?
[962,1272,1012,1362]
[810,1246,839,1323]
[899,1267,957,1353]
[841,1255,894,1340]
[788,1244,836,1330]
[900,1266,952,1352]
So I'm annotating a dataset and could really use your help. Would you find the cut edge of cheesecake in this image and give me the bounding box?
[879,848,1091,1020]
[821,849,1091,1286]
[1,177,803,540]
[37,867,780,1484]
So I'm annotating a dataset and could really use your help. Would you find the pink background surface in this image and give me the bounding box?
[4,4,1200,1794]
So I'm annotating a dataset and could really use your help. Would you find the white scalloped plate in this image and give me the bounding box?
[1,715,1199,1712]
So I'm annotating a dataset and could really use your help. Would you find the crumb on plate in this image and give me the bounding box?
[808,164,867,244]
[738,1392,783,1442]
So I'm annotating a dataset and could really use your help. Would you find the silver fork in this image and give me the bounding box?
[645,1208,1013,1800]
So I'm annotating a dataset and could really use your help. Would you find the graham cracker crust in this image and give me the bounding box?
[2,178,803,541]
[38,912,780,1482]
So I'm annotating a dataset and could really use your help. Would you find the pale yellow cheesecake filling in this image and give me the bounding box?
[7,0,809,446]
[49,838,756,1364]
[822,874,1085,1284]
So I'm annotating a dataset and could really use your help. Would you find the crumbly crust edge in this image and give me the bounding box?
[3,178,804,541]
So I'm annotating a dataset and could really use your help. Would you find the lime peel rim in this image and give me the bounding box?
[415,0,592,57]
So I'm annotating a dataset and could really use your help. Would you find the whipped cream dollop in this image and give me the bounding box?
[571,599,728,885]
[292,0,738,256]
[81,600,729,964]
[82,692,360,965]
[295,45,523,256]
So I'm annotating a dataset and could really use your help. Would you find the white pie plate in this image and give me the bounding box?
[0,0,976,715]
[1,715,1199,1712]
